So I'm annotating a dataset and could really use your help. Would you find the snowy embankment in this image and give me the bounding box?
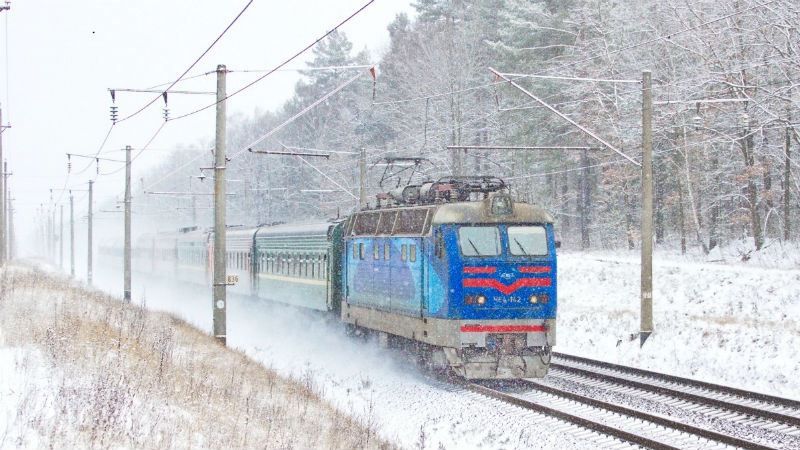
[0,265,388,449]
[79,241,800,450]
[557,241,800,400]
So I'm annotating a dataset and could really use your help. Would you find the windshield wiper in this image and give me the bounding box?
[467,238,482,256]
[513,237,529,255]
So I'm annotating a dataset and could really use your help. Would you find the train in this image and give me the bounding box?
[128,176,558,379]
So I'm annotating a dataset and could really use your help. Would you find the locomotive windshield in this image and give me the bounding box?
[508,226,549,256]
[457,225,550,257]
[458,226,501,256]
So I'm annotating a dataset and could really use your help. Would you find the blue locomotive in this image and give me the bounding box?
[131,176,558,379]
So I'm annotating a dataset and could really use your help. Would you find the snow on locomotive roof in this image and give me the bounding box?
[431,200,554,225]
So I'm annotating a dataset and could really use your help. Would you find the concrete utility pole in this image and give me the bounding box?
[7,191,12,260]
[60,205,64,270]
[0,107,5,265]
[70,192,75,277]
[640,71,654,346]
[88,180,93,285]
[45,211,55,262]
[580,149,591,249]
[212,64,227,346]
[359,147,366,208]
[51,208,56,262]
[124,145,132,302]
[3,161,10,259]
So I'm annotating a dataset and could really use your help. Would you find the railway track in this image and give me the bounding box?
[549,353,800,445]
[469,381,778,449]
[463,353,800,449]
[551,352,800,428]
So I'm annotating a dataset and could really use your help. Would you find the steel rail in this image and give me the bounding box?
[553,352,800,411]
[521,380,775,450]
[550,362,800,428]
[467,383,680,450]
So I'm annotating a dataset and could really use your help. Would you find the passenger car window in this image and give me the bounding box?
[508,226,548,256]
[458,226,501,256]
[401,244,407,262]
[384,243,390,260]
[410,244,417,262]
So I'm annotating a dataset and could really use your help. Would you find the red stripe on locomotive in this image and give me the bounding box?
[460,324,546,333]
[462,278,551,295]
[463,266,497,274]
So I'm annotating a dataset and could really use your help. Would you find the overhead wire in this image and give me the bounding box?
[166,0,377,122]
[116,0,255,124]
[4,8,8,124]
[113,0,379,199]
[137,0,788,214]
[98,121,168,176]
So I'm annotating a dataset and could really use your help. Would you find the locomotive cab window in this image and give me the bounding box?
[508,226,549,256]
[393,209,428,235]
[458,226,501,257]
[377,211,397,235]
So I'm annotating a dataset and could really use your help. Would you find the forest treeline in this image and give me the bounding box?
[139,0,800,253]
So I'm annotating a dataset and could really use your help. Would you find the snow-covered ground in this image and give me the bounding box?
[557,244,800,401]
[82,241,800,448]
[0,267,386,449]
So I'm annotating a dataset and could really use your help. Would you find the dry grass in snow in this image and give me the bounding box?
[0,264,390,449]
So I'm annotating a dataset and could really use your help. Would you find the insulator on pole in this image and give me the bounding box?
[163,107,169,121]
[110,105,119,123]
[96,158,99,174]
[67,154,71,173]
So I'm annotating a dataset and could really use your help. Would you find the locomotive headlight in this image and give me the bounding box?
[476,295,487,305]
[490,193,513,216]
[530,294,550,304]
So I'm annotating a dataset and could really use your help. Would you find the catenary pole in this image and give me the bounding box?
[640,71,654,346]
[60,205,64,270]
[212,64,227,346]
[7,191,12,260]
[70,192,75,277]
[3,161,10,259]
[51,209,56,262]
[88,180,93,285]
[0,107,5,265]
[124,145,132,302]
[359,147,366,208]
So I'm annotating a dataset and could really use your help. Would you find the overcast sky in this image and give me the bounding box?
[2,0,414,254]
